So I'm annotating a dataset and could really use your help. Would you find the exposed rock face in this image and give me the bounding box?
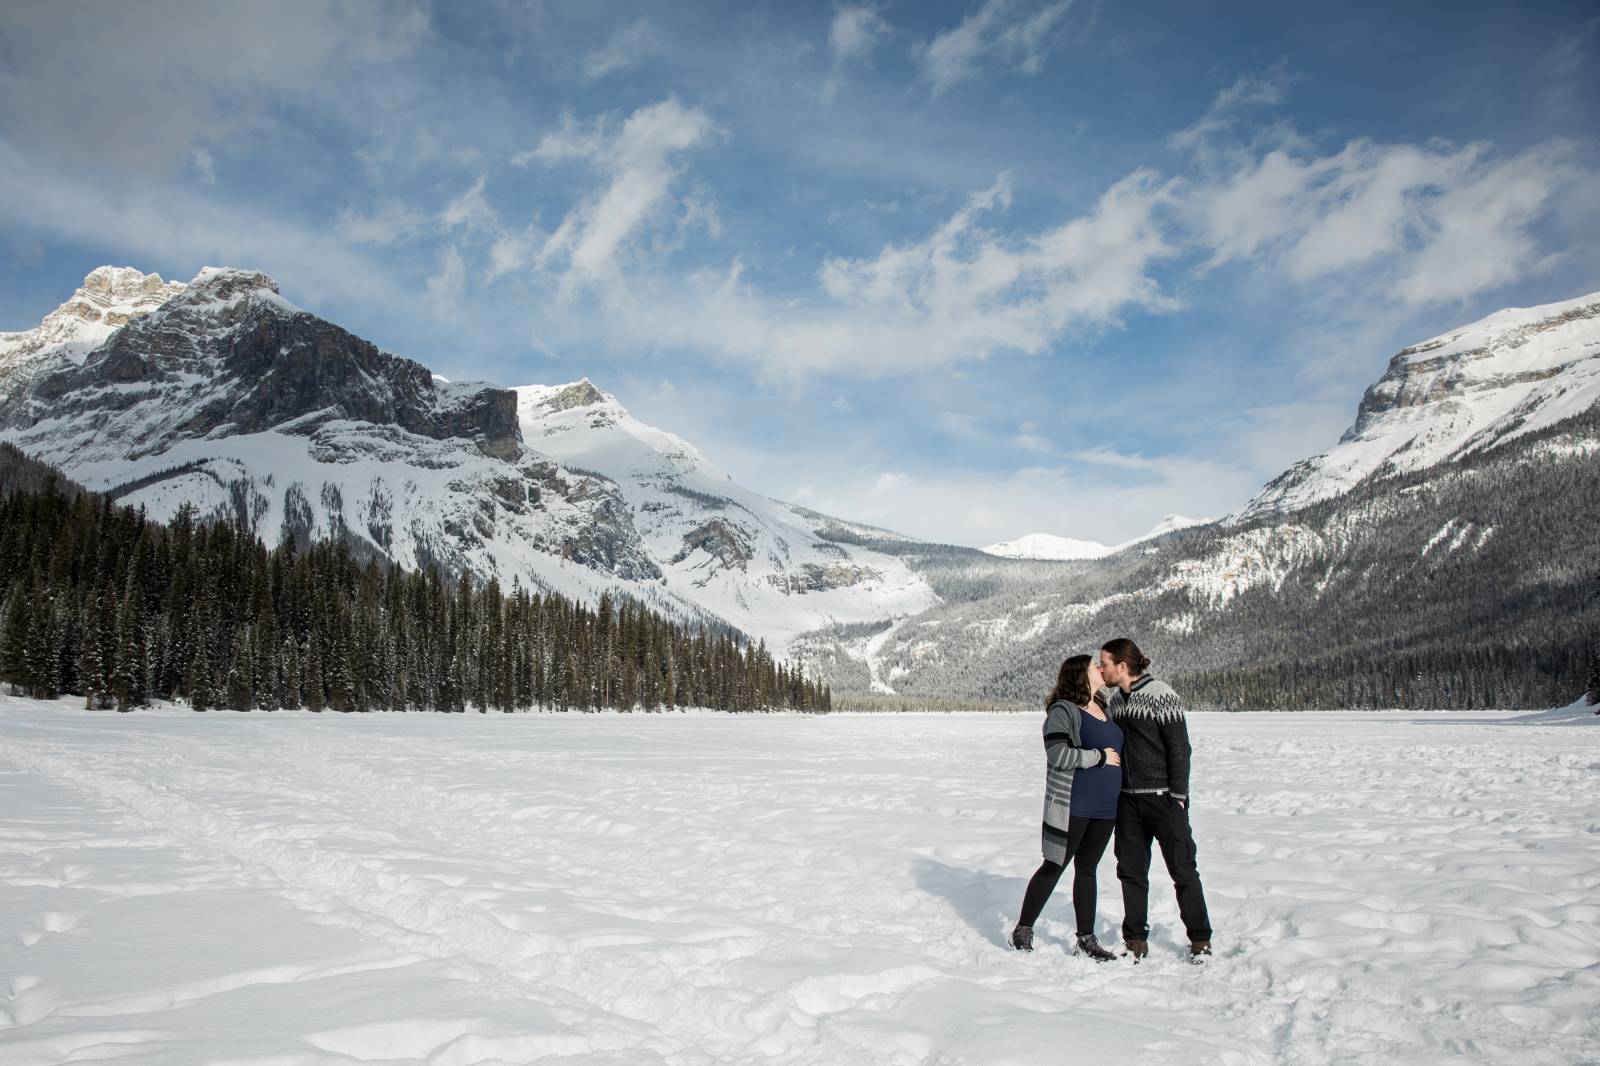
[0,266,185,420]
[22,268,519,460]
[1240,291,1600,520]
[542,379,607,411]
[673,519,754,572]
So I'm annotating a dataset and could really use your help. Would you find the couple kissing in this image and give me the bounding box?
[1011,637,1213,963]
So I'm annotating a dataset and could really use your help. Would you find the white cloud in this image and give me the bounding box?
[0,139,412,312]
[527,164,1178,382]
[823,5,890,102]
[774,455,1258,546]
[1071,447,1157,471]
[486,226,545,282]
[920,0,1075,96]
[336,199,430,246]
[1393,141,1583,305]
[1179,73,1597,307]
[937,411,985,440]
[582,20,658,80]
[872,471,910,496]
[1013,432,1053,453]
[1168,65,1292,157]
[426,244,466,314]
[191,148,217,185]
[439,175,499,234]
[518,99,717,296]
[0,0,428,172]
[1545,17,1598,110]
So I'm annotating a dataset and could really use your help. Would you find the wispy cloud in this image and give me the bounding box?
[920,0,1076,96]
[190,148,217,185]
[588,166,1180,381]
[426,244,466,314]
[823,5,890,102]
[1545,17,1598,110]
[1168,64,1294,158]
[1182,108,1591,306]
[439,174,499,234]
[515,99,718,296]
[581,19,657,80]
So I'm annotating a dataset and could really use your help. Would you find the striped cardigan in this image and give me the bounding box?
[1039,700,1108,862]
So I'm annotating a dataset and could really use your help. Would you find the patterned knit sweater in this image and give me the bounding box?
[1104,676,1192,801]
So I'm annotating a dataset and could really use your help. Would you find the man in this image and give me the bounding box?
[1099,637,1212,961]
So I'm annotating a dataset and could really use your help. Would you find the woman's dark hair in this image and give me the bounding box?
[1047,654,1095,709]
[1101,637,1151,675]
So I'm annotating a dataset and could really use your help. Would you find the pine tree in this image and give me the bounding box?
[1,587,29,696]
[1585,636,1600,707]
[275,635,298,710]
[224,628,253,711]
[77,592,108,710]
[303,639,325,712]
[187,646,212,712]
[24,585,60,700]
[111,578,146,711]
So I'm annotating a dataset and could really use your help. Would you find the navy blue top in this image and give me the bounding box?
[1071,708,1124,819]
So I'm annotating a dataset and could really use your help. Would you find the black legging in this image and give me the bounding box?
[1018,816,1115,934]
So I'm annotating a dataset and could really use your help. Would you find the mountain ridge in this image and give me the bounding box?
[0,266,936,657]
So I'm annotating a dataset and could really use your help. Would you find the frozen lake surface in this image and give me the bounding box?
[2,697,1596,1065]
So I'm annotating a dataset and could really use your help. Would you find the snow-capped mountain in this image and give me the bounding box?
[0,267,935,656]
[1239,291,1600,520]
[982,515,1209,560]
[982,532,1113,561]
[512,379,935,648]
[795,291,1600,708]
[0,266,184,415]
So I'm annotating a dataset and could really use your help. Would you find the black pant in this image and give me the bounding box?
[1017,816,1115,934]
[1116,792,1211,941]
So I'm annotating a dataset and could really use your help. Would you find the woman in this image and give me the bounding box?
[1011,654,1123,961]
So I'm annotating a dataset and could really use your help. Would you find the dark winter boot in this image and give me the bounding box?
[1074,933,1117,962]
[1189,939,1212,962]
[1122,937,1149,961]
[1010,924,1034,951]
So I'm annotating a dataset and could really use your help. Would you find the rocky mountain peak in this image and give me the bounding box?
[542,379,610,411]
[79,265,186,306]
[1,266,184,367]
[1238,289,1600,521]
[187,266,282,300]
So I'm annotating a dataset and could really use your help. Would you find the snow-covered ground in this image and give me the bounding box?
[1,698,1595,1066]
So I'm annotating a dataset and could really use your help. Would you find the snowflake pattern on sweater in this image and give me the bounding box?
[1105,676,1192,800]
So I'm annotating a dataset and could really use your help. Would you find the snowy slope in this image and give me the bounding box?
[982,532,1116,561]
[2,698,1595,1065]
[983,515,1209,561]
[1240,290,1600,520]
[515,380,937,653]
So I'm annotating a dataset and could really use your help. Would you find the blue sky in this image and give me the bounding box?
[3,0,1597,545]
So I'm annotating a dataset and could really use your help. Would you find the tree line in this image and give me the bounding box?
[0,461,830,714]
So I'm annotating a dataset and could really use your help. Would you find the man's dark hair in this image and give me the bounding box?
[1047,654,1094,709]
[1101,637,1151,675]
